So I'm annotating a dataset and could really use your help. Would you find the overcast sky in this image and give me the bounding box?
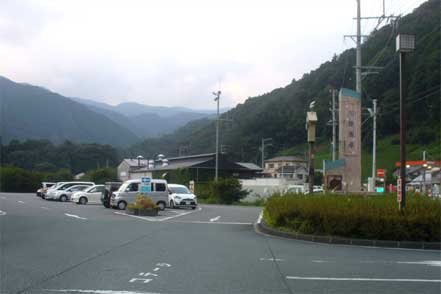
[0,0,426,109]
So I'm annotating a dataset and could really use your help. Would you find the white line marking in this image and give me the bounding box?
[114,208,198,222]
[256,211,263,224]
[286,276,441,283]
[397,261,441,267]
[260,258,283,261]
[1,196,6,199]
[156,263,171,267]
[129,278,152,283]
[312,260,329,263]
[153,267,160,272]
[64,213,87,220]
[0,210,6,216]
[210,216,221,222]
[44,289,161,294]
[41,207,50,210]
[172,220,253,225]
[18,200,24,204]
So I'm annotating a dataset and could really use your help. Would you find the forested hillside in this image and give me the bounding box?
[127,0,440,163]
[0,76,139,147]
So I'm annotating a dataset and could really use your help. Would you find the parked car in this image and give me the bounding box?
[42,182,66,199]
[168,184,197,209]
[71,185,105,205]
[45,182,95,201]
[111,179,168,210]
[101,182,123,208]
[36,182,56,197]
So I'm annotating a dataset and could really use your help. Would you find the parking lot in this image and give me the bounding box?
[1,192,440,294]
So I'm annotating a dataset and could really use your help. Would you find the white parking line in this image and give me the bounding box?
[114,207,201,222]
[18,200,25,204]
[260,258,284,261]
[286,276,441,283]
[209,216,221,222]
[171,220,253,225]
[0,210,6,216]
[64,213,87,220]
[397,261,441,267]
[44,289,162,294]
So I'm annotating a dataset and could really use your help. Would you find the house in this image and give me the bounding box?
[117,158,150,182]
[264,156,307,180]
[119,153,262,183]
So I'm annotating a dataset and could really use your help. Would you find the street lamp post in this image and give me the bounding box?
[396,33,415,210]
[213,90,221,181]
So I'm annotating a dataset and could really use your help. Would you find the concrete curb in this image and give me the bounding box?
[256,217,441,250]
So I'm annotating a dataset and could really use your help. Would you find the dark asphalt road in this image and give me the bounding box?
[1,193,440,294]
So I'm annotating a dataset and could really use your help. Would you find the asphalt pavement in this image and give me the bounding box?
[1,192,440,294]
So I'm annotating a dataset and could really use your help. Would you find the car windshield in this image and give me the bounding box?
[169,186,191,194]
[118,182,130,192]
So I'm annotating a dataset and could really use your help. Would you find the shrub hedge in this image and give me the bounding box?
[263,193,441,242]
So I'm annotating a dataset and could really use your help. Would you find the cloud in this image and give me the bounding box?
[0,0,427,109]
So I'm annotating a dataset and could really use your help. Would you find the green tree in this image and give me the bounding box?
[209,178,249,204]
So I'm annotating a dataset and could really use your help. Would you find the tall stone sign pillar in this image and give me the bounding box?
[338,88,361,192]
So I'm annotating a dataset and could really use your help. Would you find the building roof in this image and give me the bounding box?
[122,158,150,167]
[265,156,306,163]
[236,162,263,171]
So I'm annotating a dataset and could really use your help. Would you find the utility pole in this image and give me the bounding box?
[213,90,221,181]
[422,151,426,194]
[356,0,362,94]
[331,89,337,160]
[261,138,272,169]
[371,99,377,182]
[396,33,415,210]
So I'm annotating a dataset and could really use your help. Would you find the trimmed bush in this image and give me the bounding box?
[208,178,249,204]
[264,193,441,242]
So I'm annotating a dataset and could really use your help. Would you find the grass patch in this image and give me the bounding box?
[263,193,441,242]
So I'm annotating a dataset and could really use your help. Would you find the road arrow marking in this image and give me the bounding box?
[18,200,24,204]
[210,216,221,222]
[0,210,6,216]
[65,213,87,220]
[45,290,161,294]
[156,263,171,267]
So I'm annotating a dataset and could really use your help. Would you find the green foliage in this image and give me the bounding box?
[127,195,158,210]
[264,193,441,242]
[208,178,249,204]
[84,168,117,184]
[1,139,120,174]
[0,167,72,192]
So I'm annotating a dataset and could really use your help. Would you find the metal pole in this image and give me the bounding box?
[261,139,264,169]
[372,99,377,181]
[399,52,406,210]
[422,151,426,194]
[215,92,220,181]
[356,0,362,94]
[332,89,337,161]
[308,142,315,194]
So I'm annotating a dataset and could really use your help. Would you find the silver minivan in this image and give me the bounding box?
[111,179,169,211]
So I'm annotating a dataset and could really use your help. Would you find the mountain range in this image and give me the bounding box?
[0,77,226,146]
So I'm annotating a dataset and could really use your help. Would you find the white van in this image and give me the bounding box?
[111,179,169,211]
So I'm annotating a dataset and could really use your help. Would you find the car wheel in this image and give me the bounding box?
[60,195,67,202]
[191,206,197,210]
[170,200,175,209]
[79,197,88,205]
[117,201,127,210]
[157,201,166,211]
[42,195,46,199]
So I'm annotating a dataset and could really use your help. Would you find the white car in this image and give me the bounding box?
[71,185,105,205]
[168,184,197,209]
[45,182,95,202]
